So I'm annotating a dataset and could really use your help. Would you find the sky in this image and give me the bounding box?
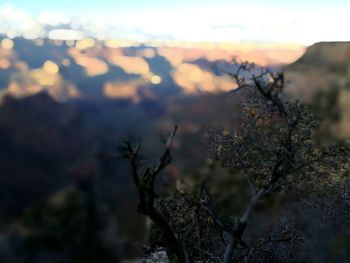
[3,0,350,13]
[0,0,349,44]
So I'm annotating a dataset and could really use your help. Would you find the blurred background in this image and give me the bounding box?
[0,0,349,262]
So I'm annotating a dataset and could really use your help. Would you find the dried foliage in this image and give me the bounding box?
[235,217,303,262]
[122,60,350,262]
[209,61,349,195]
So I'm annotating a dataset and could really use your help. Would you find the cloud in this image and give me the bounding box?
[0,3,40,37]
[37,11,72,26]
[0,3,349,44]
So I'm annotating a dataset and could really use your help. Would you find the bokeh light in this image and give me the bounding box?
[1,38,14,50]
[43,60,59,74]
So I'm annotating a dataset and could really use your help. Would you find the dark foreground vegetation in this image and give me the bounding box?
[1,42,350,262]
[123,61,350,262]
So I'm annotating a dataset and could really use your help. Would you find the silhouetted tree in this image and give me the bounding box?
[122,60,350,262]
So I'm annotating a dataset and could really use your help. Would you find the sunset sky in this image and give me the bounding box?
[1,0,349,44]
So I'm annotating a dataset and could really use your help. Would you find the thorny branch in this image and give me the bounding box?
[122,126,191,262]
